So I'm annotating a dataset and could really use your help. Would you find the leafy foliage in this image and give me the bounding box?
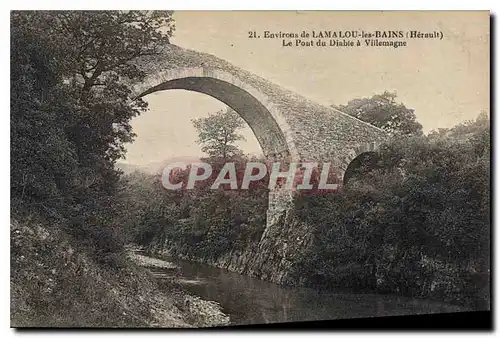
[192,107,246,159]
[11,10,175,263]
[120,154,269,260]
[334,91,423,137]
[292,114,490,309]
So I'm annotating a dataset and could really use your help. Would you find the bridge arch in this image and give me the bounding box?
[132,68,300,161]
[342,142,382,186]
[128,47,392,273]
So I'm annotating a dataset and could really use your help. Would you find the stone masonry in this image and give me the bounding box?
[130,44,391,284]
[131,44,389,234]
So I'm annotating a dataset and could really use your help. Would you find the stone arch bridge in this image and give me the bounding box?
[131,44,389,231]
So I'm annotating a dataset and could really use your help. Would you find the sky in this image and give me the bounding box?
[123,11,489,166]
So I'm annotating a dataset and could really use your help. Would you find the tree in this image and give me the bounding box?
[192,107,246,159]
[334,91,423,137]
[428,111,490,142]
[11,11,175,208]
[11,11,175,263]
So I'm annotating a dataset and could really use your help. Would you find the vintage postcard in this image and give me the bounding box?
[10,10,490,328]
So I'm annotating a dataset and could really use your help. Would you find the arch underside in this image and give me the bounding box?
[138,76,291,160]
[343,151,380,186]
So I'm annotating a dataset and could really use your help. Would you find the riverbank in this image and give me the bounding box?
[128,252,230,327]
[10,218,229,328]
[141,250,469,325]
[158,208,490,312]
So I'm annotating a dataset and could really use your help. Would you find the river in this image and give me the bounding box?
[146,253,467,326]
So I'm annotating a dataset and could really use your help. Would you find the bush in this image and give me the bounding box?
[291,115,490,309]
[119,156,269,261]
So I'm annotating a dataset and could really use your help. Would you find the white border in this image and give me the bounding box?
[2,1,498,10]
[1,2,497,338]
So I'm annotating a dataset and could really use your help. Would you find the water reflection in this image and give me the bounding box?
[150,255,467,325]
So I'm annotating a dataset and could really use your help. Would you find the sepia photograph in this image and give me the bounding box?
[9,10,491,329]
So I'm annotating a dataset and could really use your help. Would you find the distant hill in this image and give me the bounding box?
[115,156,203,176]
[140,157,202,175]
[115,162,148,175]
